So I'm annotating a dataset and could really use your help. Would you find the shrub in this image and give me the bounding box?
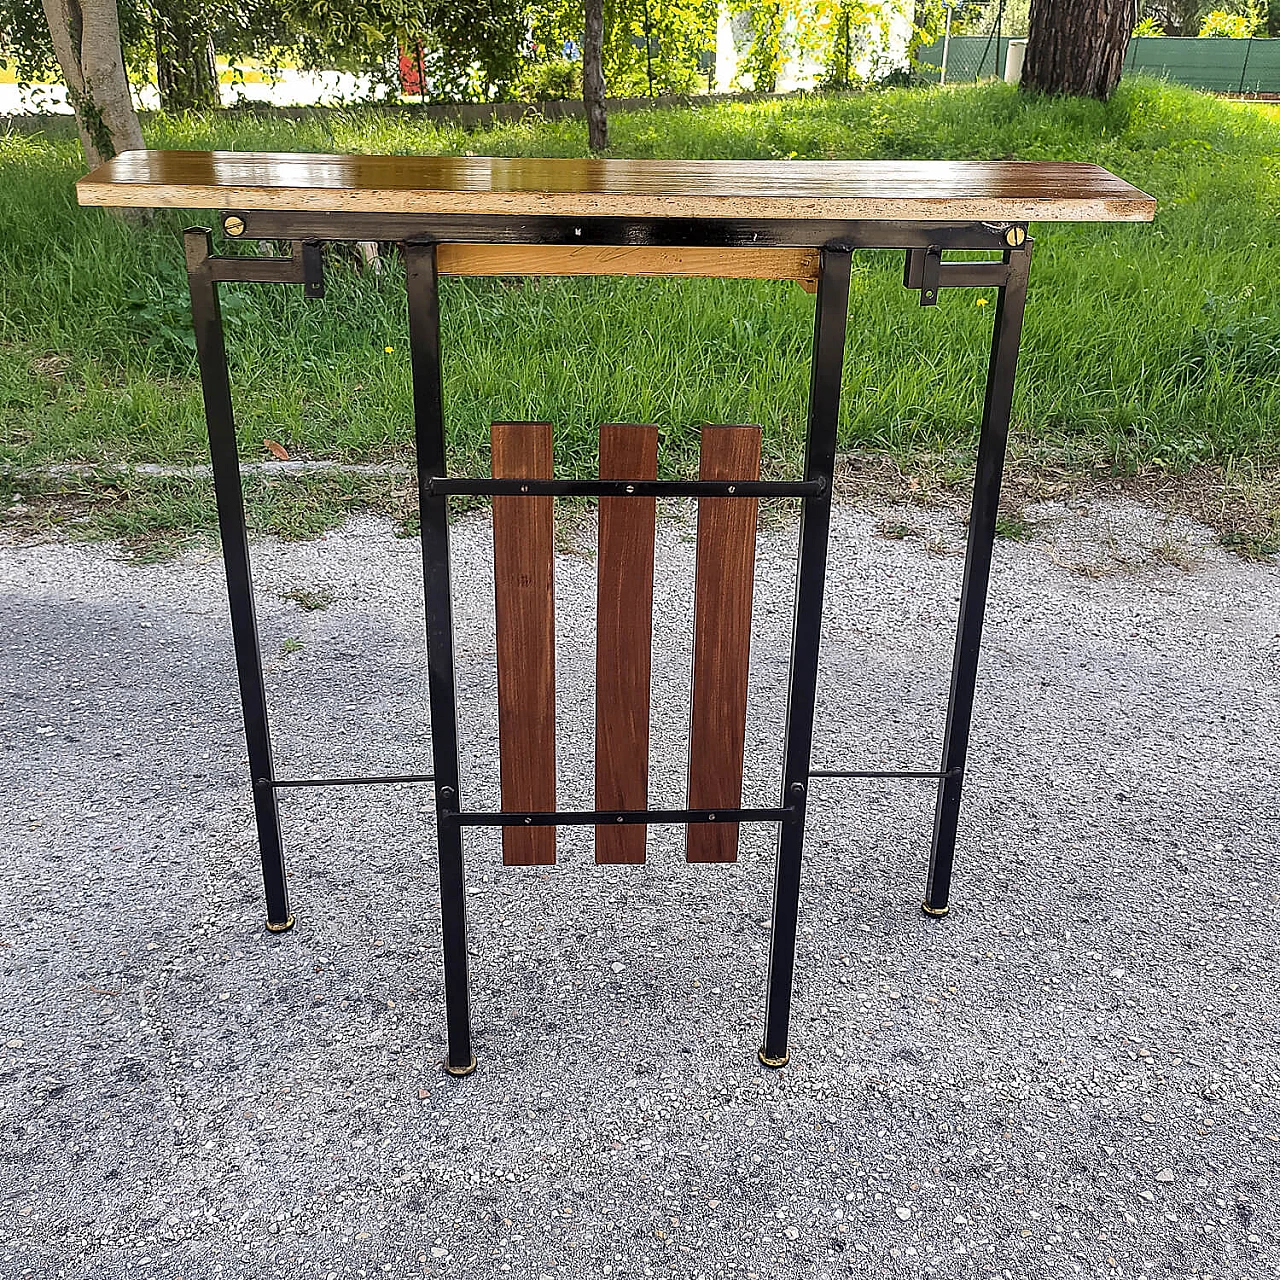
[514,58,582,102]
[1199,3,1265,37]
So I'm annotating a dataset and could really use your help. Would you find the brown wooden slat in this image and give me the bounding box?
[595,424,659,864]
[686,425,762,863]
[437,244,819,285]
[492,421,556,866]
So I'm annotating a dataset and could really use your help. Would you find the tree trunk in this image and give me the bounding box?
[42,0,144,168]
[1022,0,1137,100]
[583,0,608,151]
[154,0,220,112]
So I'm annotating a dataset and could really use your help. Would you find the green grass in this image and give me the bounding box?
[1,78,1278,546]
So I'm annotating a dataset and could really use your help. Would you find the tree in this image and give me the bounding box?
[286,0,531,100]
[39,0,144,166]
[1138,0,1204,33]
[584,0,607,148]
[1021,0,1137,99]
[153,0,219,110]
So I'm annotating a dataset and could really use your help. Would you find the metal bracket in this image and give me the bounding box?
[902,241,1030,304]
[301,240,325,300]
[183,226,325,297]
[919,245,942,307]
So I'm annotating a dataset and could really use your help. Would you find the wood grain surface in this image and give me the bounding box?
[491,422,557,866]
[436,243,820,283]
[686,425,762,864]
[594,424,659,864]
[76,151,1156,223]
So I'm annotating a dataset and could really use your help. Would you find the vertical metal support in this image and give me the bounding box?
[759,247,852,1069]
[924,241,1033,918]
[404,242,476,1077]
[184,228,293,934]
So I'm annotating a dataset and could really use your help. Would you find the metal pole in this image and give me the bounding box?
[183,227,292,933]
[940,6,951,86]
[923,240,1032,918]
[404,241,476,1078]
[644,0,655,97]
[759,247,852,1069]
[1238,36,1253,98]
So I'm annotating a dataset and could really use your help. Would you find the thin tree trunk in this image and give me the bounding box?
[154,0,220,111]
[1022,0,1137,100]
[583,0,608,151]
[42,0,144,167]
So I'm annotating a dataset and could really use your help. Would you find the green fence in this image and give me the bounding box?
[915,35,1280,95]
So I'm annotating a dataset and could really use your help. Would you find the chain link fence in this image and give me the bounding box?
[925,1,1017,84]
[916,26,1280,94]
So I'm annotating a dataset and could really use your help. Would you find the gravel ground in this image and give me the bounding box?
[1,496,1278,1280]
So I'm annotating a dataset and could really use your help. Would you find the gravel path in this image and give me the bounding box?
[1,497,1277,1279]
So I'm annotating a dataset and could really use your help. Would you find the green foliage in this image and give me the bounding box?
[733,0,787,92]
[529,0,715,99]
[727,0,912,95]
[815,1,902,88]
[952,0,1030,36]
[3,80,1279,508]
[1177,294,1280,386]
[282,0,531,97]
[1132,17,1167,35]
[514,57,583,101]
[1198,2,1266,35]
[0,0,530,104]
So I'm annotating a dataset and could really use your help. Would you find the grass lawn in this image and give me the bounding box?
[1,78,1277,553]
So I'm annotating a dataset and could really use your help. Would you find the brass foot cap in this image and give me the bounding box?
[757,1048,789,1069]
[444,1054,477,1078]
[265,915,295,933]
[921,901,950,919]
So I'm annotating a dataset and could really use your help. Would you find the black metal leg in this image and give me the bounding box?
[924,241,1033,918]
[759,247,852,1069]
[184,228,292,934]
[405,242,475,1077]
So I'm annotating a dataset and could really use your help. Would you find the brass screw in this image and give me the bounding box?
[224,215,245,237]
[1004,225,1027,248]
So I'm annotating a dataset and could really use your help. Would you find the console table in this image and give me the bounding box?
[78,151,1154,1076]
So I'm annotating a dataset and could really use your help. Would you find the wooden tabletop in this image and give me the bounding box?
[77,151,1154,223]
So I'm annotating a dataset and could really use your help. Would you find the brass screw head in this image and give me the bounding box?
[223,215,245,237]
[1004,225,1027,248]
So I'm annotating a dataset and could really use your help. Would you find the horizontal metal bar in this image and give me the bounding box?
[427,477,819,498]
[903,249,1013,291]
[447,806,798,828]
[258,773,436,789]
[808,768,962,779]
[202,242,310,286]
[224,210,1019,252]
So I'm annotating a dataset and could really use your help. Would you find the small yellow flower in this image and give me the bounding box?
[975,298,988,308]
[384,345,395,353]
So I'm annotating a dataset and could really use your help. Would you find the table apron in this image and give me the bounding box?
[219,210,1025,252]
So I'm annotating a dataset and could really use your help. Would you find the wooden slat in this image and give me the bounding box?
[492,422,556,866]
[595,424,659,864]
[686,425,761,864]
[437,243,819,285]
[76,152,1157,224]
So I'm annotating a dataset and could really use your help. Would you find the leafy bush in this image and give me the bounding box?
[1176,298,1280,386]
[1199,3,1265,37]
[514,57,583,102]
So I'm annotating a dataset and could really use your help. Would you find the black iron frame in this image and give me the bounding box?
[183,211,1032,1076]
